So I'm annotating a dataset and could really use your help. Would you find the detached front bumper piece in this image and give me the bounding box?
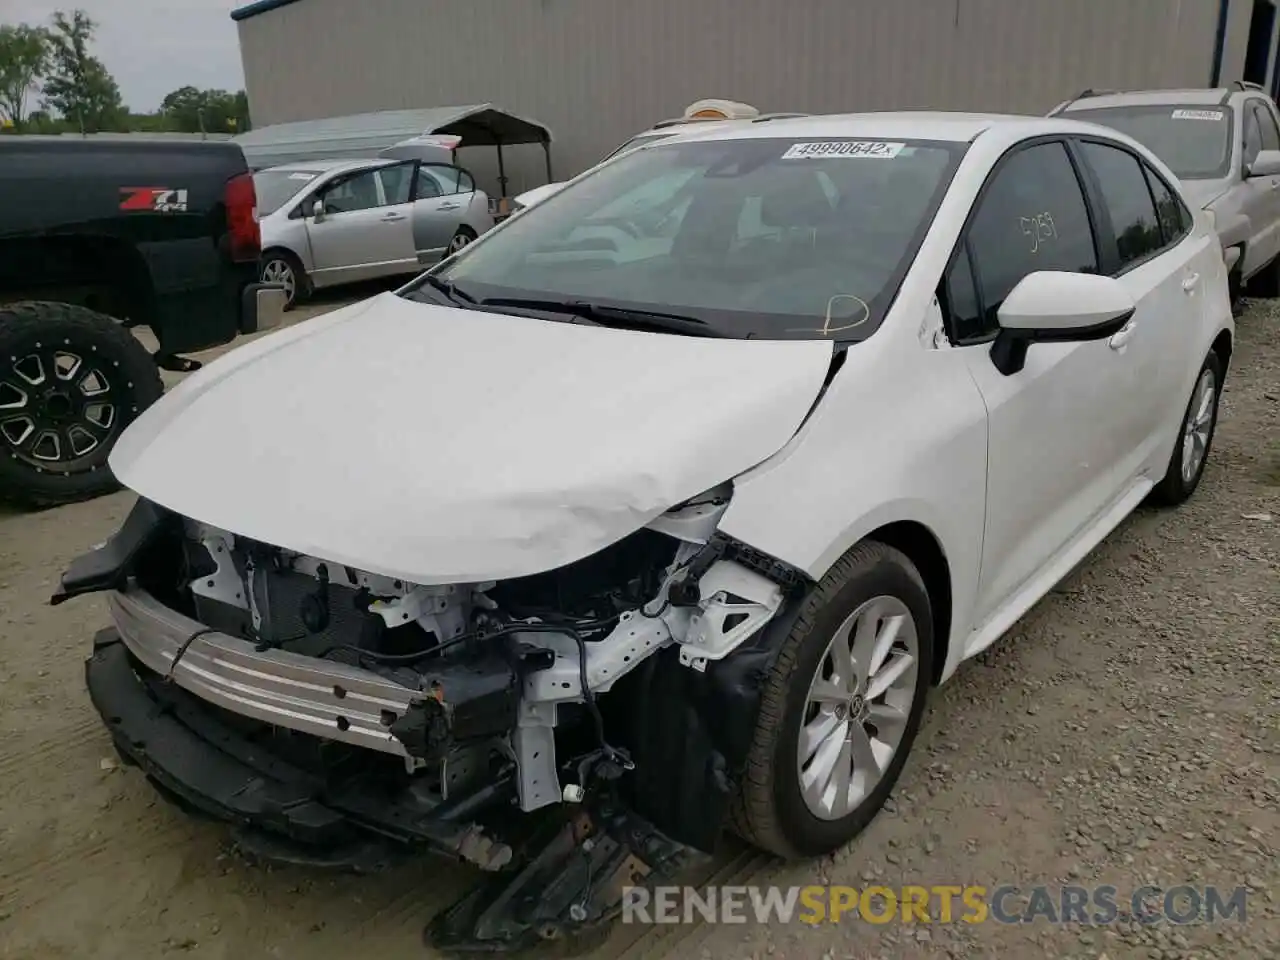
[86,629,705,953]
[85,628,512,873]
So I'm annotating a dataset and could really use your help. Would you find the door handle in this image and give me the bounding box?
[1109,319,1136,350]
[437,203,461,211]
[1181,273,1200,293]
[381,213,406,222]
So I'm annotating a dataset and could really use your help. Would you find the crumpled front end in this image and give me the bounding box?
[64,490,811,949]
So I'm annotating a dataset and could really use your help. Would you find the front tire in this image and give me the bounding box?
[260,251,307,309]
[1149,350,1223,507]
[731,541,933,859]
[0,300,163,507]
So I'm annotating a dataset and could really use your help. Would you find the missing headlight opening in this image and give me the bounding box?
[63,489,809,952]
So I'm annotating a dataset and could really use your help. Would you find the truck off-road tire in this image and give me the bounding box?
[260,250,309,309]
[0,300,163,507]
[1148,350,1223,508]
[729,541,933,859]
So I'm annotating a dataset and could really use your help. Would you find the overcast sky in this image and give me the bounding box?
[5,0,246,112]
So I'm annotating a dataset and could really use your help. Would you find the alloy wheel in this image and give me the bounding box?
[1181,367,1217,485]
[262,258,297,304]
[449,232,473,254]
[0,346,119,470]
[796,595,920,820]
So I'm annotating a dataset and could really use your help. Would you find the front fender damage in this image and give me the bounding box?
[58,499,817,953]
[427,532,814,953]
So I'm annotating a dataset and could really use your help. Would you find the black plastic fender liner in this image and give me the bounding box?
[616,586,811,854]
[50,497,174,605]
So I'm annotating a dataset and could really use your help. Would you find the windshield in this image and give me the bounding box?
[601,131,681,161]
[1067,105,1233,179]
[253,169,323,215]
[415,136,964,341]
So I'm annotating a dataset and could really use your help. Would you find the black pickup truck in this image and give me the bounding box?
[0,136,286,507]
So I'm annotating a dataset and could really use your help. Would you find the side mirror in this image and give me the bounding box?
[513,181,566,211]
[311,199,325,222]
[990,271,1135,376]
[1246,148,1280,178]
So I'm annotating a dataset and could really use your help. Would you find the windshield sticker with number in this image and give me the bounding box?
[1171,109,1225,121]
[781,141,905,160]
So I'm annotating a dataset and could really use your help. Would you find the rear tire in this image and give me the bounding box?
[1149,350,1223,507]
[0,300,163,508]
[730,541,933,859]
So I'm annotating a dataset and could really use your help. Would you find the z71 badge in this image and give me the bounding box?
[119,187,189,213]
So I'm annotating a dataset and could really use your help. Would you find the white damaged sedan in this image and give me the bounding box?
[56,112,1233,951]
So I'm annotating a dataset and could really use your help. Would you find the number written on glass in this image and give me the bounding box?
[1019,212,1058,254]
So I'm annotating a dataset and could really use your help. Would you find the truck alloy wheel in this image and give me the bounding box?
[0,301,163,507]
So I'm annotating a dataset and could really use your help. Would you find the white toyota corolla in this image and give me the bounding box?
[56,112,1232,951]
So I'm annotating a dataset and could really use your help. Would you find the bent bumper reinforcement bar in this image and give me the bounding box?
[108,587,422,756]
[84,629,513,872]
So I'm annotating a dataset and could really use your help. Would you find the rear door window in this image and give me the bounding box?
[1143,164,1193,245]
[1078,141,1163,270]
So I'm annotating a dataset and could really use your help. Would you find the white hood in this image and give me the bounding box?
[110,293,834,584]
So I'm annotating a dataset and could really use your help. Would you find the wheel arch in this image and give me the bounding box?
[260,244,305,268]
[1211,327,1233,378]
[0,233,157,327]
[861,520,953,686]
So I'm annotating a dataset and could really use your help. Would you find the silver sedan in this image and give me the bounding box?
[254,157,495,306]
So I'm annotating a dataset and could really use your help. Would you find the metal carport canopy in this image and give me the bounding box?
[233,104,553,169]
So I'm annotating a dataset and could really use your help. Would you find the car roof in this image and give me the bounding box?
[1057,88,1233,112]
[663,111,1079,145]
[257,157,392,175]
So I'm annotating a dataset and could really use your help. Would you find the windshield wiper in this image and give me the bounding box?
[418,274,477,305]
[475,296,604,325]
[476,297,725,337]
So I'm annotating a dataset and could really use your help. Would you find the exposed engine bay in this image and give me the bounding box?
[61,488,811,952]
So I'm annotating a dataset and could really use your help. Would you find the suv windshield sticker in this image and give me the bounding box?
[1171,109,1226,121]
[781,141,905,160]
[288,172,318,180]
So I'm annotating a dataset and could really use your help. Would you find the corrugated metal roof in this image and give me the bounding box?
[230,0,303,22]
[232,105,552,169]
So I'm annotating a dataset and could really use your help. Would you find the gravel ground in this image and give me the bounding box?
[0,295,1275,960]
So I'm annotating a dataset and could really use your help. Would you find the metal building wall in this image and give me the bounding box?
[239,0,1242,192]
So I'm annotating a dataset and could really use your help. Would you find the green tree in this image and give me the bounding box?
[160,85,249,134]
[42,9,127,133]
[0,23,51,129]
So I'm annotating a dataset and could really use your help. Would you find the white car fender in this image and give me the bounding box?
[716,325,989,682]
